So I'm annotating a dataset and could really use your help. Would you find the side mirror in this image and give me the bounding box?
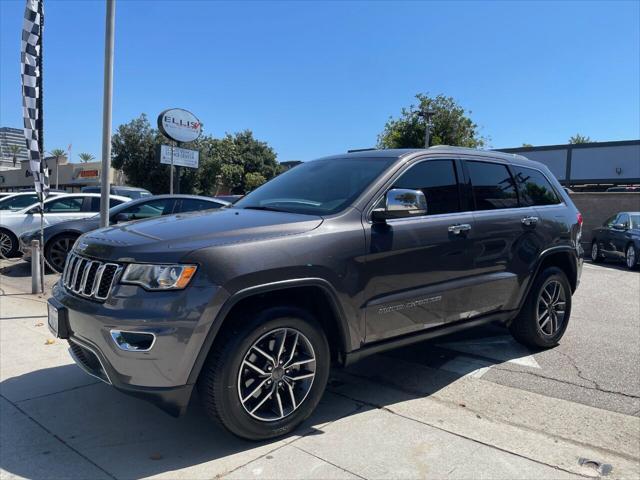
[372,188,427,223]
[612,223,627,230]
[114,212,131,223]
[28,205,42,215]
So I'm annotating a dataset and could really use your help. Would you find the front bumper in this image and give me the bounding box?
[51,276,225,416]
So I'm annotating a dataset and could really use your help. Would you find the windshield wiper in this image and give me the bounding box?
[242,206,288,213]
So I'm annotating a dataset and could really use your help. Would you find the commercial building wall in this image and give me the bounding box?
[499,140,640,186]
[569,192,640,244]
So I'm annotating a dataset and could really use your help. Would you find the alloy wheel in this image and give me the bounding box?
[237,327,316,422]
[48,237,74,271]
[537,280,566,336]
[0,232,13,257]
[591,242,599,261]
[627,246,636,269]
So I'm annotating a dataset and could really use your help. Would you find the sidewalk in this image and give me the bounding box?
[1,261,639,479]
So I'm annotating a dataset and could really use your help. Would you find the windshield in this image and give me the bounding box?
[234,157,395,215]
[631,214,640,229]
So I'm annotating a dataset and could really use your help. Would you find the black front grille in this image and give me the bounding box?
[62,252,121,301]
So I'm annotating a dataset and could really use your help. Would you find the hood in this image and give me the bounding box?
[78,208,323,262]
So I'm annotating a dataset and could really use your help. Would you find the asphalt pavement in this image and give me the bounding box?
[1,258,639,479]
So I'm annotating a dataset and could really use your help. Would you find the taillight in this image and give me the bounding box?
[576,212,583,243]
[577,212,583,226]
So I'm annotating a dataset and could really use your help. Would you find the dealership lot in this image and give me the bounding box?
[1,260,638,479]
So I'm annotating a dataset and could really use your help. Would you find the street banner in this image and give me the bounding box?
[159,145,199,169]
[21,0,49,199]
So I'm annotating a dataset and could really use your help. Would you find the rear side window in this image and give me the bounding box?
[118,198,174,219]
[179,199,223,213]
[513,166,560,206]
[467,161,518,210]
[89,197,126,212]
[392,160,460,215]
[43,197,84,213]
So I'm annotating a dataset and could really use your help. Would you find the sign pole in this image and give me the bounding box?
[170,143,174,194]
[99,0,115,228]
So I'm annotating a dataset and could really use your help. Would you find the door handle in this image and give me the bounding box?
[448,223,472,235]
[521,216,539,227]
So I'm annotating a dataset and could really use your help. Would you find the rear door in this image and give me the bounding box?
[362,158,477,343]
[463,159,533,315]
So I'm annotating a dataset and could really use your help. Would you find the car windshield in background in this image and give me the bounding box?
[234,157,395,215]
[631,214,640,229]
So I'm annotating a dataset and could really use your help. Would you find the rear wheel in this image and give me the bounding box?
[591,241,602,263]
[198,306,330,440]
[626,244,638,270]
[0,229,18,258]
[510,267,572,348]
[45,234,78,273]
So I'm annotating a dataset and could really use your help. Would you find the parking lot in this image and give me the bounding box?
[1,259,639,479]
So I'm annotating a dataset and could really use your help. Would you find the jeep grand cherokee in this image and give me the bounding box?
[48,147,583,440]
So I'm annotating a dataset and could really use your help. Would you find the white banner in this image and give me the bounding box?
[159,145,199,169]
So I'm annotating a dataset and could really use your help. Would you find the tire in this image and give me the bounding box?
[45,233,78,273]
[510,267,572,349]
[591,240,602,263]
[0,228,18,258]
[198,306,330,441]
[625,244,638,270]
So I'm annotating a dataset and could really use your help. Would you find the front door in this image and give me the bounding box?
[362,158,477,343]
[610,213,630,258]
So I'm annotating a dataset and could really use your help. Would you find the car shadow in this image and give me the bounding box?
[585,258,638,272]
[0,323,539,479]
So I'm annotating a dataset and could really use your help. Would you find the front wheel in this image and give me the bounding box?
[510,267,572,348]
[45,234,78,273]
[591,241,602,263]
[626,244,638,270]
[0,229,18,258]
[198,306,330,440]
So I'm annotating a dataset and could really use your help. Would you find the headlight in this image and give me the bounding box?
[121,263,197,290]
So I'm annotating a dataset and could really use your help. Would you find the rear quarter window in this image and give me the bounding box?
[513,166,561,206]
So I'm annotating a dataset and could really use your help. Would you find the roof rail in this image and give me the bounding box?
[347,148,378,153]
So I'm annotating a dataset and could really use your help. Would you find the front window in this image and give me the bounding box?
[234,157,395,215]
[0,194,39,211]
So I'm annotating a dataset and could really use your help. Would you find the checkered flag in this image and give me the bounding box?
[21,0,49,199]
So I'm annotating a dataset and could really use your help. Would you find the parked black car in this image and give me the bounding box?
[21,194,228,272]
[590,211,640,269]
[48,147,583,440]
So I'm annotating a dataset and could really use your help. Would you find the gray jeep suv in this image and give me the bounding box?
[48,147,583,440]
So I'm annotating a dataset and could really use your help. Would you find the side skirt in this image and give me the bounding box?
[342,311,515,367]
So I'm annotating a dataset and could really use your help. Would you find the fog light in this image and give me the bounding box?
[110,330,156,352]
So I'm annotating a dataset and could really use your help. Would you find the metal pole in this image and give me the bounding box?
[55,155,59,189]
[170,143,174,194]
[424,121,430,148]
[31,240,41,294]
[99,0,116,228]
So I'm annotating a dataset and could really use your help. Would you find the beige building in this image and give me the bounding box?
[0,156,125,192]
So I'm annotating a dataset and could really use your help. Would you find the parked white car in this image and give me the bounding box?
[0,191,64,211]
[0,193,129,257]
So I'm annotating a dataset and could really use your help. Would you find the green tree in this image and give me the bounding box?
[568,134,592,144]
[112,114,279,195]
[244,171,267,191]
[111,114,171,193]
[50,148,66,159]
[377,93,486,149]
[7,145,23,167]
[521,143,533,148]
[78,152,95,163]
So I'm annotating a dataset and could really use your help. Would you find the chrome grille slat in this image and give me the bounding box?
[62,252,121,302]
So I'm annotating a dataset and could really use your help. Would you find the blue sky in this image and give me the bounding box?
[1,1,639,162]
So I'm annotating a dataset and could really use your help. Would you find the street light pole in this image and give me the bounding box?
[99,0,116,228]
[419,108,435,148]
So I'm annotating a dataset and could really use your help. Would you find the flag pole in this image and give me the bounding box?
[38,0,45,291]
[99,0,115,228]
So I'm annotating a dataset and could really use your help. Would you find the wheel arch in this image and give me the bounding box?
[187,279,353,385]
[532,247,579,294]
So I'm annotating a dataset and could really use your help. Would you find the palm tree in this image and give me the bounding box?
[7,145,23,167]
[78,152,95,163]
[49,148,66,189]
